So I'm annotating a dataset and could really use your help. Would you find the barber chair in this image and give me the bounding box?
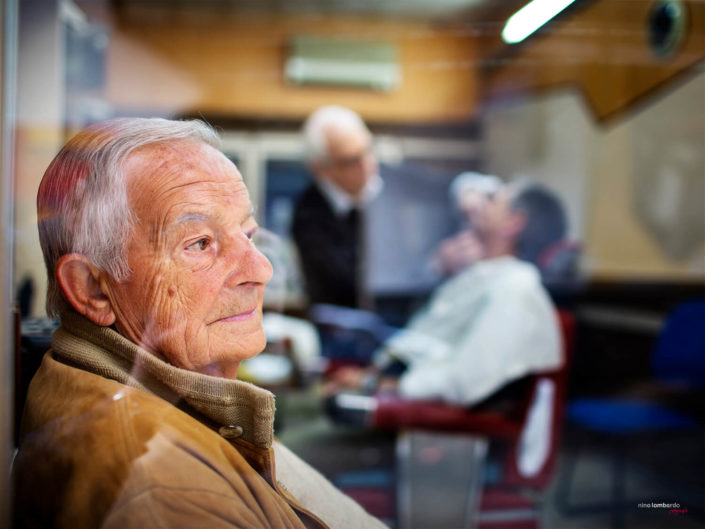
[328,310,575,529]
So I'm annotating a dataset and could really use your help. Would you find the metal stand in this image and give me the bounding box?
[396,430,488,529]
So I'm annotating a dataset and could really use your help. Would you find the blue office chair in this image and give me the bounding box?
[555,300,705,528]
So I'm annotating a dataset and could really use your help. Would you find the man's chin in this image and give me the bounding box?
[213,331,267,362]
[196,361,241,379]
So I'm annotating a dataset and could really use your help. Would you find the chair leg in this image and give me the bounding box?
[555,429,630,527]
[610,438,629,529]
[396,431,488,529]
[554,429,581,515]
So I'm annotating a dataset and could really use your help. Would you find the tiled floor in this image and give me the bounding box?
[277,387,705,529]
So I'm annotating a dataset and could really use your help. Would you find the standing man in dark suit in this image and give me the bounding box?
[292,105,382,308]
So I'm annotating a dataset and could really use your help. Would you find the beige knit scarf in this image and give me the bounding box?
[51,311,276,447]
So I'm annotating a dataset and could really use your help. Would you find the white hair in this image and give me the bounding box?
[302,105,369,163]
[449,171,502,206]
[37,117,220,316]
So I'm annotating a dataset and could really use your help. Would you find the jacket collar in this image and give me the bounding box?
[51,311,276,448]
[316,173,383,217]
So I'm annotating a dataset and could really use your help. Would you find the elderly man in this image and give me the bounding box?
[329,181,566,406]
[292,105,382,309]
[13,118,385,529]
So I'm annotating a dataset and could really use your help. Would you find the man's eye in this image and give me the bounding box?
[186,237,211,251]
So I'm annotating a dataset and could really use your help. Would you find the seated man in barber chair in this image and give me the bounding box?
[326,181,566,407]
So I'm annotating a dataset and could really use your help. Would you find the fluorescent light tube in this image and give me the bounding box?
[502,0,578,44]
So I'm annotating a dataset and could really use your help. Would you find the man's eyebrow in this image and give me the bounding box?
[174,206,257,226]
[174,213,209,225]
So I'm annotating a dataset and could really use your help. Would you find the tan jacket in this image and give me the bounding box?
[13,311,385,529]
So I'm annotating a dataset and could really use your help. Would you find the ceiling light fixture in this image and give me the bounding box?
[502,0,578,44]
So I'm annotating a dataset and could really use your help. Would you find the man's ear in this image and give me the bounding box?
[55,254,116,327]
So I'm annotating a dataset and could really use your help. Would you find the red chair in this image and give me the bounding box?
[332,310,575,528]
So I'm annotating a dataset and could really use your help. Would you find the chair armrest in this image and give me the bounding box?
[326,393,378,427]
[371,394,523,438]
[327,391,523,439]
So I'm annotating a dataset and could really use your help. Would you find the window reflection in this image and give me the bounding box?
[4,1,704,528]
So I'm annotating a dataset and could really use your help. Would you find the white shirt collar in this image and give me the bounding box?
[317,174,384,217]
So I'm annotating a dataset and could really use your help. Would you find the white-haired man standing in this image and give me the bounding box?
[13,118,386,529]
[292,105,383,309]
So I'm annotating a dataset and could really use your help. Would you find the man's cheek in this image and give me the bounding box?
[145,266,184,313]
[156,288,192,329]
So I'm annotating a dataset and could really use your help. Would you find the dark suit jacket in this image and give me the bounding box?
[292,183,360,308]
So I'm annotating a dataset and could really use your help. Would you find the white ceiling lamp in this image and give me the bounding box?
[502,0,578,44]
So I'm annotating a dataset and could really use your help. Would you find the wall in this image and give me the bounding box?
[483,69,704,280]
[483,90,593,243]
[106,10,480,123]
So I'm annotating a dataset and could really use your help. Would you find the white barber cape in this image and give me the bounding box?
[380,256,562,406]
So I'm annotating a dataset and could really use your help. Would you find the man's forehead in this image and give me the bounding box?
[125,140,242,190]
[128,139,229,171]
[325,125,370,152]
[123,140,251,224]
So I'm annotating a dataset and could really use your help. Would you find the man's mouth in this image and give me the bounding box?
[213,307,258,324]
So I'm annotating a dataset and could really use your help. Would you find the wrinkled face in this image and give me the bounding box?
[475,186,516,242]
[316,124,378,197]
[457,189,494,229]
[105,139,272,378]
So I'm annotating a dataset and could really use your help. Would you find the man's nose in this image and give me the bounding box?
[223,234,273,287]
